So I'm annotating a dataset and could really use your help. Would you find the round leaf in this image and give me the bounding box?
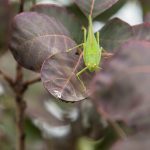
[31,4,83,44]
[9,12,75,71]
[133,22,150,41]
[100,18,133,52]
[41,51,94,102]
[75,0,119,18]
[91,40,150,122]
[111,132,150,150]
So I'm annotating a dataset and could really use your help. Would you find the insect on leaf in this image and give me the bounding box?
[41,51,94,102]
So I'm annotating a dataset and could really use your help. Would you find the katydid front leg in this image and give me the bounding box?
[66,43,84,52]
[66,27,86,53]
[76,66,88,91]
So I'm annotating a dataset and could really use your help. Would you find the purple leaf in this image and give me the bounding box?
[100,18,133,52]
[75,0,119,18]
[31,4,83,43]
[9,12,76,71]
[91,40,150,122]
[133,22,150,41]
[41,51,94,102]
[100,18,150,52]
[111,132,150,150]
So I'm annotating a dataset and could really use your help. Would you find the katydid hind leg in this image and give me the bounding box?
[76,66,88,91]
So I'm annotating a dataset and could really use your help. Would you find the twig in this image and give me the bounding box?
[0,65,40,150]
[15,0,25,148]
[98,107,127,140]
[90,0,95,17]
[14,64,26,150]
[0,65,26,150]
[0,0,40,149]
[15,93,26,150]
[19,0,25,13]
[16,64,23,82]
[0,69,14,86]
[23,77,41,87]
[107,119,127,139]
[3,66,40,150]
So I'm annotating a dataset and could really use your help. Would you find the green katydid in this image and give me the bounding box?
[67,15,103,90]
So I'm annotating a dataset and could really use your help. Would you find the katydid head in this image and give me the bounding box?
[87,63,98,72]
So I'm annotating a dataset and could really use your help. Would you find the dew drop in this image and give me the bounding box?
[53,90,62,99]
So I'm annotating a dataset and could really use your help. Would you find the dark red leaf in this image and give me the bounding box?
[100,19,150,52]
[111,132,150,150]
[75,0,119,18]
[91,40,150,123]
[41,51,94,102]
[9,12,76,71]
[133,22,150,41]
[100,18,133,52]
[31,4,83,44]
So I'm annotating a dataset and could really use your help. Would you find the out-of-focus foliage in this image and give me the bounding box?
[0,0,10,54]
[100,18,133,52]
[91,40,150,121]
[138,0,150,22]
[139,0,150,18]
[91,40,150,149]
[111,132,150,150]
